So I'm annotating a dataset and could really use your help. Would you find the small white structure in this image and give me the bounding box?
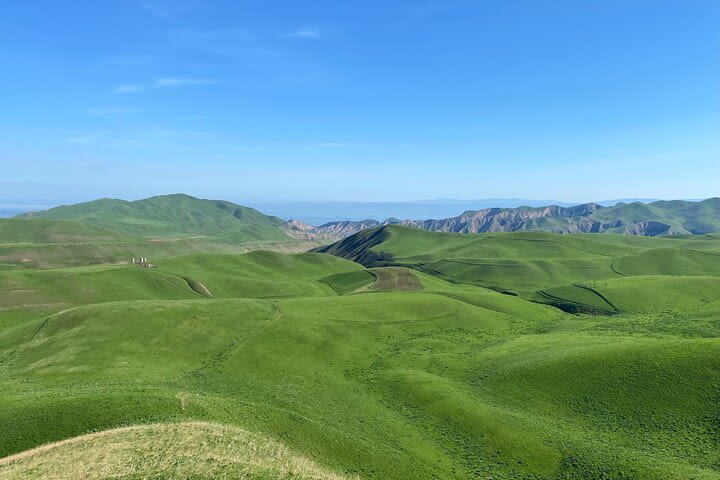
[131,256,156,268]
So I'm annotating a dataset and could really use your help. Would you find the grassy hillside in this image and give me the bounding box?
[541,275,720,318]
[319,270,375,295]
[319,225,720,298]
[0,422,351,480]
[0,215,323,270]
[158,251,364,298]
[0,251,361,327]
[1,231,719,479]
[17,193,292,243]
[0,218,130,244]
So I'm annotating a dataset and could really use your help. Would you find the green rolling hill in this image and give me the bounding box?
[318,225,720,299]
[0,422,352,480]
[17,193,292,243]
[0,218,319,270]
[1,223,719,478]
[3,196,325,269]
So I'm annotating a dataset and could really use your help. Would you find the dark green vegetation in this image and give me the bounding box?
[1,221,719,479]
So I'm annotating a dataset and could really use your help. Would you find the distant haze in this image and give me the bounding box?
[0,204,56,218]
[246,198,671,225]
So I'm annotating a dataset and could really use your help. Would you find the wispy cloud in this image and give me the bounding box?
[413,2,449,17]
[152,77,214,87]
[151,128,214,138]
[112,77,214,94]
[113,84,144,94]
[100,54,155,66]
[283,27,323,40]
[143,2,174,20]
[165,28,282,58]
[87,106,135,116]
[315,142,354,149]
[169,28,252,45]
[66,134,100,144]
[179,114,209,120]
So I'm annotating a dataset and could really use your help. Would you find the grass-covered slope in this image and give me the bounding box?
[0,251,362,326]
[1,235,719,479]
[0,213,323,270]
[0,230,319,270]
[319,225,720,297]
[158,251,364,298]
[0,264,199,309]
[0,422,351,480]
[319,270,376,295]
[0,218,130,244]
[1,281,718,478]
[17,193,291,243]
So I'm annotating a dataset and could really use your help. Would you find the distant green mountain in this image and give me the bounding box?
[17,194,292,243]
[591,198,720,234]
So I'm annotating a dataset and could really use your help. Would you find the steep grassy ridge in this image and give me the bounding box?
[319,226,720,298]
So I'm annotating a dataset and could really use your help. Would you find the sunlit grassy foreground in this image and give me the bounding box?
[1,225,719,479]
[0,422,352,479]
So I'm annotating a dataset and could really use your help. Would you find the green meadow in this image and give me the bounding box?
[0,222,719,479]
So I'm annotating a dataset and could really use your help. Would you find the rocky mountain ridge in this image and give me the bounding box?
[292,198,720,238]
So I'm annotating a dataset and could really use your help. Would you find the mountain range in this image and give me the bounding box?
[235,198,679,225]
[16,194,720,241]
[296,198,720,238]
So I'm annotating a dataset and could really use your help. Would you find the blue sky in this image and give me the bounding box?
[1,0,719,206]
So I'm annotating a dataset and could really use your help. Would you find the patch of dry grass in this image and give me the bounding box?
[0,421,353,480]
[368,267,422,292]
